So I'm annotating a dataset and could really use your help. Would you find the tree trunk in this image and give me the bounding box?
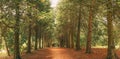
[86,0,95,53]
[14,2,21,59]
[35,25,38,50]
[67,31,70,48]
[59,35,65,47]
[70,30,74,48]
[27,22,32,53]
[42,35,46,48]
[86,2,93,54]
[41,35,43,48]
[41,35,44,48]
[106,0,118,59]
[39,34,42,49]
[76,5,81,50]
[64,34,67,48]
[4,37,10,56]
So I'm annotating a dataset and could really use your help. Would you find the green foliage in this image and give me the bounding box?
[0,0,53,56]
[0,0,120,57]
[56,0,120,48]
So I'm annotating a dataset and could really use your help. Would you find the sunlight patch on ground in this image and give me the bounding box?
[0,50,6,53]
[0,50,7,57]
[93,46,107,48]
[93,46,120,49]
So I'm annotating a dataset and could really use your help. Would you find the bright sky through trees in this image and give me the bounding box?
[50,0,59,8]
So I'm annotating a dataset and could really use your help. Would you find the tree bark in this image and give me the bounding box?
[70,30,74,48]
[4,37,10,56]
[67,31,70,48]
[39,33,42,49]
[86,1,93,54]
[86,0,96,53]
[14,2,21,59]
[35,24,38,50]
[27,22,32,53]
[76,5,81,50]
[106,0,118,59]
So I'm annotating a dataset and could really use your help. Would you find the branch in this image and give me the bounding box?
[1,21,15,28]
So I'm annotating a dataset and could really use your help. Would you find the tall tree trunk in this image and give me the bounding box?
[67,31,70,48]
[106,0,118,59]
[86,0,95,53]
[39,34,42,49]
[35,25,38,50]
[65,34,68,48]
[41,35,44,48]
[59,35,65,47]
[70,29,74,48]
[66,31,70,48]
[27,22,32,53]
[42,35,45,48]
[86,3,93,54]
[41,35,43,48]
[14,2,21,59]
[38,27,41,48]
[76,5,81,50]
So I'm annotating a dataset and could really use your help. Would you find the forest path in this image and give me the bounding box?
[1,48,120,59]
[21,48,120,59]
[22,48,77,59]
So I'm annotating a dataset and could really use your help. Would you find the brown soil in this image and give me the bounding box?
[0,48,120,59]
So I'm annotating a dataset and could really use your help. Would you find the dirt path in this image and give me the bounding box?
[22,48,76,59]
[22,48,120,59]
[1,48,120,59]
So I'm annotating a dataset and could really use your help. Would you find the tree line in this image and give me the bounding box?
[0,0,120,59]
[56,0,120,59]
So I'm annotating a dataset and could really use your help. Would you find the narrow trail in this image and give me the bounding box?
[22,48,77,59]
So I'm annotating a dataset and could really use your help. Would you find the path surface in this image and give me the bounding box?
[22,48,77,59]
[1,48,120,59]
[21,48,120,59]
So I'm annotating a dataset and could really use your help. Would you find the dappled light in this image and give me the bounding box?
[0,0,120,59]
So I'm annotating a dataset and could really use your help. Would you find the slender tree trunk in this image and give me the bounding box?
[42,35,45,48]
[41,35,43,48]
[0,33,2,49]
[27,22,32,53]
[70,30,74,48]
[60,35,65,47]
[14,2,21,59]
[39,34,42,49]
[67,31,70,48]
[66,31,70,48]
[41,35,44,48]
[35,25,38,50]
[69,32,72,48]
[106,0,118,59]
[64,34,67,48]
[86,3,93,54]
[76,5,81,50]
[4,37,10,56]
[38,28,41,48]
[37,27,40,48]
[86,0,95,54]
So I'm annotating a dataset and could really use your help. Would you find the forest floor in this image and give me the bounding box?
[0,48,120,59]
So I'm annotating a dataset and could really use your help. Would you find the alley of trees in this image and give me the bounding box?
[0,0,120,59]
